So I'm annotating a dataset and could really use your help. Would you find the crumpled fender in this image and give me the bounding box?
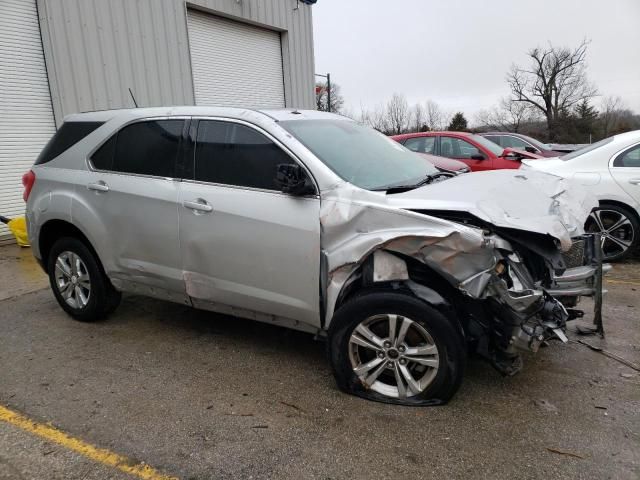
[321,184,498,326]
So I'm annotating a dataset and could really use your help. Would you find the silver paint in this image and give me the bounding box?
[28,108,600,336]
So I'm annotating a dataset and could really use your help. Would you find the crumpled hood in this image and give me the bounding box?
[385,169,598,250]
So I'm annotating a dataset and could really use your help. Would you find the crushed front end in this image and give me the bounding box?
[467,232,607,375]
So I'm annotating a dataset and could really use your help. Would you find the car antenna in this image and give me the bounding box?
[128,88,139,108]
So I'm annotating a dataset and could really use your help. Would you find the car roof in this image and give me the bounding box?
[63,107,348,124]
[481,132,523,136]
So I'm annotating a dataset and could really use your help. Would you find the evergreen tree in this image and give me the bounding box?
[575,99,598,142]
[447,112,468,131]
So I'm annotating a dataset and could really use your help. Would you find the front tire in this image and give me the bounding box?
[47,237,121,322]
[328,290,466,406]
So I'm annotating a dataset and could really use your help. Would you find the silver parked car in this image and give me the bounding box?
[25,107,605,405]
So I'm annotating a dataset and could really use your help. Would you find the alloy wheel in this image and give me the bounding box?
[348,314,439,399]
[54,251,91,309]
[586,209,635,260]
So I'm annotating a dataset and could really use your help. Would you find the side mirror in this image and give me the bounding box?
[502,150,522,161]
[524,146,537,154]
[274,164,315,196]
[470,154,485,160]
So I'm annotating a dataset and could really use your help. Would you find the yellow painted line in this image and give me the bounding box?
[0,404,177,480]
[606,278,640,287]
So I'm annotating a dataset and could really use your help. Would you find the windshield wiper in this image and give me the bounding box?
[379,172,453,194]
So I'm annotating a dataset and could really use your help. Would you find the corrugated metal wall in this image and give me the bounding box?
[37,0,315,125]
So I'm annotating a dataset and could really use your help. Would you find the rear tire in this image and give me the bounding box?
[47,237,121,322]
[585,204,639,262]
[328,290,466,406]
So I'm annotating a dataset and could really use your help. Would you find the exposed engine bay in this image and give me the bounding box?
[320,170,606,377]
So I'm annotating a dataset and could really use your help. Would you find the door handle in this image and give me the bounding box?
[183,199,213,213]
[87,181,109,192]
[629,178,640,185]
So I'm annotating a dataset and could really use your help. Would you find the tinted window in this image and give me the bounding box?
[91,136,116,170]
[195,121,297,190]
[440,137,483,159]
[613,145,640,167]
[484,135,502,146]
[36,121,104,165]
[503,136,529,150]
[95,120,183,177]
[404,136,436,154]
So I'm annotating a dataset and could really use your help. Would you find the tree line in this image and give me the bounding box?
[316,40,639,143]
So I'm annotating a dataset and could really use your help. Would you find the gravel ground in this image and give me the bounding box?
[0,244,638,479]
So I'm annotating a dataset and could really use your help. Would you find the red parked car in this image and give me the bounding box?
[391,131,543,171]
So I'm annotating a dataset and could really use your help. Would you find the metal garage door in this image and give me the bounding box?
[187,10,285,109]
[0,0,56,244]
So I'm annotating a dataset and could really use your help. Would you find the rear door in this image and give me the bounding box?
[610,143,640,204]
[178,118,321,326]
[403,136,436,155]
[74,119,186,298]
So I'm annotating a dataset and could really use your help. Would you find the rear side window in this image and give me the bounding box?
[404,136,435,154]
[194,120,297,190]
[613,145,640,167]
[36,121,104,165]
[90,120,183,177]
[484,135,502,146]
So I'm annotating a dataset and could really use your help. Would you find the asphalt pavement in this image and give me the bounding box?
[0,244,638,479]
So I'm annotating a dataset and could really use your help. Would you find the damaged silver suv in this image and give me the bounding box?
[26,107,605,405]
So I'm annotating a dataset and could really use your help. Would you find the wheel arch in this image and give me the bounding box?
[328,250,467,339]
[597,199,640,224]
[38,219,102,274]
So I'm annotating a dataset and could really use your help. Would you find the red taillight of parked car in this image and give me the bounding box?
[22,170,36,202]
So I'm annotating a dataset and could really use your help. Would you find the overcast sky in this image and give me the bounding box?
[312,0,640,121]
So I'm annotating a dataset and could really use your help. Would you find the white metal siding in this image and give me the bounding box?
[187,9,285,109]
[0,0,56,242]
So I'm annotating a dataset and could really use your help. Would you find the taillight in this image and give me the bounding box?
[22,170,36,202]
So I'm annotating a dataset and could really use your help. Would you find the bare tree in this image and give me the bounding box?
[507,39,597,140]
[425,100,449,131]
[599,96,624,138]
[386,93,410,135]
[359,103,390,133]
[315,81,344,113]
[411,103,427,132]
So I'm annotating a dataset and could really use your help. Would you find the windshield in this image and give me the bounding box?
[280,119,438,190]
[469,134,504,156]
[560,137,614,160]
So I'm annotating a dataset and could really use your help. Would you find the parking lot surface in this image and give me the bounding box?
[0,244,638,479]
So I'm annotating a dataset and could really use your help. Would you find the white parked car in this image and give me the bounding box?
[523,130,640,261]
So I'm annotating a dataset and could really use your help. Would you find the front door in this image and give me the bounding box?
[178,119,321,326]
[439,136,493,171]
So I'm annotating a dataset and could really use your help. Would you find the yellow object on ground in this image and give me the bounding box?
[6,216,29,247]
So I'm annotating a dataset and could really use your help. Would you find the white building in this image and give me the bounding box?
[0,0,316,242]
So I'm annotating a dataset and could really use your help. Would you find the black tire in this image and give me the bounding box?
[328,290,466,406]
[585,203,640,262]
[47,237,121,322]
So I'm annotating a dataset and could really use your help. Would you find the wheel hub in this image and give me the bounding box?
[348,313,440,399]
[54,251,91,309]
